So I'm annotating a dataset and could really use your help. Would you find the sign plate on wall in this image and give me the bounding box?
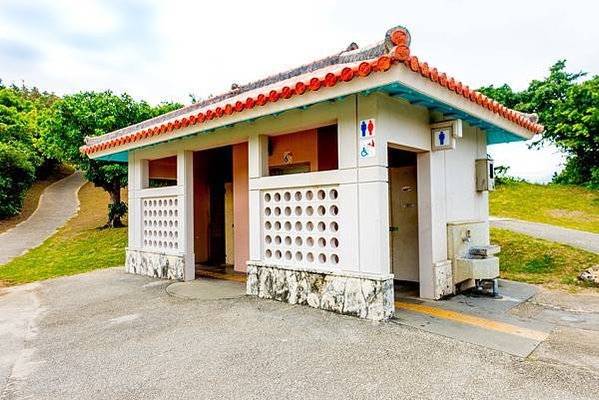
[359,138,376,158]
[359,119,375,138]
[432,127,455,151]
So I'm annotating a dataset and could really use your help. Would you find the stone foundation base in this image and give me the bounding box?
[247,262,394,321]
[125,249,184,280]
[433,260,454,299]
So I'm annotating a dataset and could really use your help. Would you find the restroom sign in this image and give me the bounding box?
[359,119,375,138]
[432,127,455,151]
[359,138,376,158]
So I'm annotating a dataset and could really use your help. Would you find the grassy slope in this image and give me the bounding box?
[0,183,127,285]
[0,165,75,234]
[489,182,599,233]
[492,228,599,291]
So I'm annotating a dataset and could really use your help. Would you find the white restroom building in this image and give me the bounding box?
[82,26,542,320]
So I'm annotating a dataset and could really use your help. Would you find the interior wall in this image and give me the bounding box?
[224,182,235,265]
[388,147,417,167]
[193,152,210,263]
[268,129,319,171]
[232,143,249,272]
[148,156,177,179]
[193,147,236,265]
[317,125,338,171]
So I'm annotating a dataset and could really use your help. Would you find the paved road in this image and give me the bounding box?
[0,172,86,266]
[1,268,598,400]
[490,217,599,254]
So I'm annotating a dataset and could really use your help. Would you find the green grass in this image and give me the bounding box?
[0,183,127,286]
[490,182,599,233]
[491,228,599,290]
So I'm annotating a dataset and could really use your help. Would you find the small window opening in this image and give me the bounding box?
[148,156,177,187]
[267,124,338,176]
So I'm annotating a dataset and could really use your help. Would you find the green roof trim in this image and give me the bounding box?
[95,83,526,163]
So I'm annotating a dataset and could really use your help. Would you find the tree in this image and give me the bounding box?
[548,75,598,187]
[0,87,45,218]
[479,61,598,188]
[0,88,35,145]
[0,142,36,218]
[5,83,61,179]
[41,91,182,227]
[475,84,523,110]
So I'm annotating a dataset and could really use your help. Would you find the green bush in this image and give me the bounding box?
[554,157,599,189]
[0,142,36,218]
[494,165,526,186]
[107,201,128,228]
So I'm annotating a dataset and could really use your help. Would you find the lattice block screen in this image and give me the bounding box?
[262,186,340,268]
[142,196,180,253]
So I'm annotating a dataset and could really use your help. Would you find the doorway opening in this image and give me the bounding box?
[194,146,232,267]
[388,146,420,296]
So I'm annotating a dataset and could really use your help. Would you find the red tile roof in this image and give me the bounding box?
[82,26,543,156]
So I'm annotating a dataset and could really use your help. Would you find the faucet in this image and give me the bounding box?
[462,229,472,244]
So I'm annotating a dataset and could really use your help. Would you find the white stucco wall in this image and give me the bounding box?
[125,91,493,298]
[375,95,491,298]
[444,125,489,221]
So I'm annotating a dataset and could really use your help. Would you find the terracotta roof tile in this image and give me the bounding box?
[81,25,543,155]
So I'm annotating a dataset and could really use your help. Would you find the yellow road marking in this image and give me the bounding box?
[197,270,547,341]
[196,270,247,283]
[395,300,549,341]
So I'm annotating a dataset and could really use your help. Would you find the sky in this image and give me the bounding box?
[1,0,597,182]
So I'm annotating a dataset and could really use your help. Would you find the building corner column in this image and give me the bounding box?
[178,149,195,281]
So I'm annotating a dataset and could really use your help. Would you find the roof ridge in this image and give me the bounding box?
[82,25,543,155]
[86,36,396,144]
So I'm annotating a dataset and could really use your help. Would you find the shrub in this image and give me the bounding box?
[0,142,36,218]
[107,201,128,228]
[494,165,526,186]
[553,157,599,189]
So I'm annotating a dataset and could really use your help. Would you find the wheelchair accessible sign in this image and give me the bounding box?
[359,119,376,159]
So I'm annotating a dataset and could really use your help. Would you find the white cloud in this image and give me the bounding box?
[57,0,120,34]
[1,0,596,181]
[489,140,567,183]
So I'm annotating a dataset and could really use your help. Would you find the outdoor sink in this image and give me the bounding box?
[468,245,500,259]
[453,256,500,284]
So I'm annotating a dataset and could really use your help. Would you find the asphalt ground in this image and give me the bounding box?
[2,268,598,399]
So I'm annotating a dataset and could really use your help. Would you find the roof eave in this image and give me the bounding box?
[86,64,399,160]
[387,65,537,142]
[87,62,537,161]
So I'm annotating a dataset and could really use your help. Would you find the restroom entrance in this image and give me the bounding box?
[194,146,233,267]
[388,147,420,283]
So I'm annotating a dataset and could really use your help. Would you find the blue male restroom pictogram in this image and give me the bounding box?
[360,120,367,137]
[438,130,446,145]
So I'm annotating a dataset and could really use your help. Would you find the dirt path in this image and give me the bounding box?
[490,217,599,254]
[0,172,86,266]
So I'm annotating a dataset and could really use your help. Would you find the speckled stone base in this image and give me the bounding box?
[247,262,394,321]
[125,249,184,280]
[434,260,454,299]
